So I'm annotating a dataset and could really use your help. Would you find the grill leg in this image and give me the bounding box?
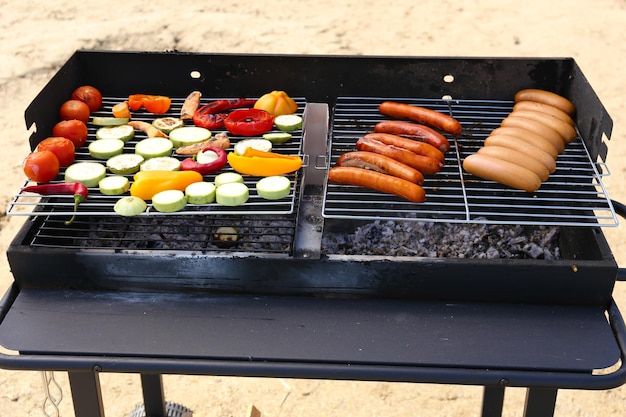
[68,370,105,417]
[141,373,167,417]
[523,387,558,417]
[481,386,505,417]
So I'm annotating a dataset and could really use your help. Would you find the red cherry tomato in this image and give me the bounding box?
[37,137,76,167]
[223,109,274,136]
[59,100,90,123]
[23,151,60,183]
[71,85,103,112]
[52,119,88,148]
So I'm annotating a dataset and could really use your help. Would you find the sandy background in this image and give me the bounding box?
[1,0,626,416]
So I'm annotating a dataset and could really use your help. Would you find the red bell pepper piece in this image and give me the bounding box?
[192,99,257,130]
[223,108,274,136]
[180,145,228,175]
[22,182,88,225]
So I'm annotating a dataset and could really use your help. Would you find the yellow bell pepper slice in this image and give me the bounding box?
[253,90,298,116]
[227,148,303,176]
[130,170,203,200]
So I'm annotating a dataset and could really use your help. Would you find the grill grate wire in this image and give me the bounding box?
[322,97,618,227]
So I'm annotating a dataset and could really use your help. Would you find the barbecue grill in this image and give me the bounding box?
[1,51,625,417]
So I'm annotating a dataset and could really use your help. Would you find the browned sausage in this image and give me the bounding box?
[378,101,463,136]
[363,132,445,163]
[374,120,451,152]
[336,151,424,184]
[514,89,576,116]
[328,166,426,203]
[463,153,542,193]
[356,136,443,175]
[512,101,574,126]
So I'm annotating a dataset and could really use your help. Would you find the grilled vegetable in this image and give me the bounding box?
[114,196,147,216]
[106,153,145,175]
[254,91,298,116]
[168,126,212,148]
[151,190,187,213]
[263,132,292,144]
[152,117,184,134]
[185,181,216,204]
[224,109,274,136]
[127,94,171,114]
[140,156,181,172]
[233,138,272,155]
[274,114,302,131]
[64,162,106,188]
[23,151,60,183]
[180,145,227,175]
[227,148,303,177]
[93,116,130,127]
[216,182,249,206]
[135,138,174,159]
[192,98,257,129]
[96,125,135,142]
[98,175,130,195]
[214,172,244,187]
[256,176,291,200]
[22,182,88,225]
[88,138,124,159]
[213,226,239,248]
[130,170,203,200]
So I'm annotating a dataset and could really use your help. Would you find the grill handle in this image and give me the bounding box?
[611,200,626,281]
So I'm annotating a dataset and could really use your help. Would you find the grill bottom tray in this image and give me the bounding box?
[0,288,621,380]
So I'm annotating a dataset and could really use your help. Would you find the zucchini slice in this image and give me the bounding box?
[214,172,244,188]
[92,117,129,126]
[256,176,291,200]
[99,175,130,195]
[65,162,107,188]
[216,182,249,206]
[234,138,272,156]
[274,114,303,131]
[152,117,184,134]
[151,189,187,212]
[96,125,135,142]
[185,181,217,204]
[135,138,173,159]
[263,132,292,144]
[106,153,145,175]
[140,156,181,172]
[168,126,211,148]
[88,138,125,159]
[114,196,147,216]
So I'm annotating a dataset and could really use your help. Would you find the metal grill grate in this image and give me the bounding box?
[322,97,618,227]
[25,213,297,253]
[8,95,306,218]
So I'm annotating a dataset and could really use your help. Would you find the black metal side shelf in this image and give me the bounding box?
[0,285,625,390]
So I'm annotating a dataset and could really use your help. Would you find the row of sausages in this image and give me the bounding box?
[463,89,577,192]
[328,101,461,203]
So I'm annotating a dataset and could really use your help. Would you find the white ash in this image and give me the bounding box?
[321,220,561,259]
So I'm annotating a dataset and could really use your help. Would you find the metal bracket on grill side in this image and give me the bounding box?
[293,103,329,260]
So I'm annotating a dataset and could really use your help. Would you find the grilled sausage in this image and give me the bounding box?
[500,115,566,153]
[477,145,550,182]
[336,151,424,184]
[514,89,576,116]
[463,153,542,193]
[509,110,577,144]
[374,120,451,152]
[512,101,574,126]
[356,136,443,175]
[490,126,560,158]
[363,133,445,163]
[378,101,463,136]
[180,90,202,120]
[328,166,426,203]
[483,134,556,173]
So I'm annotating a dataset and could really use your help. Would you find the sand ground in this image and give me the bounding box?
[1,1,625,416]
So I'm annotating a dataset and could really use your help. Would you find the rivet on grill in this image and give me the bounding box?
[499,378,509,386]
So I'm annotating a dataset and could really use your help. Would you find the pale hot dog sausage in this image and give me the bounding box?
[477,145,550,182]
[509,110,577,144]
[483,134,557,173]
[512,101,574,126]
[514,89,576,116]
[463,153,542,193]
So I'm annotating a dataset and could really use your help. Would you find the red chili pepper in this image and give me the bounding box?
[192,99,257,129]
[223,108,274,136]
[22,182,88,225]
[180,145,227,175]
